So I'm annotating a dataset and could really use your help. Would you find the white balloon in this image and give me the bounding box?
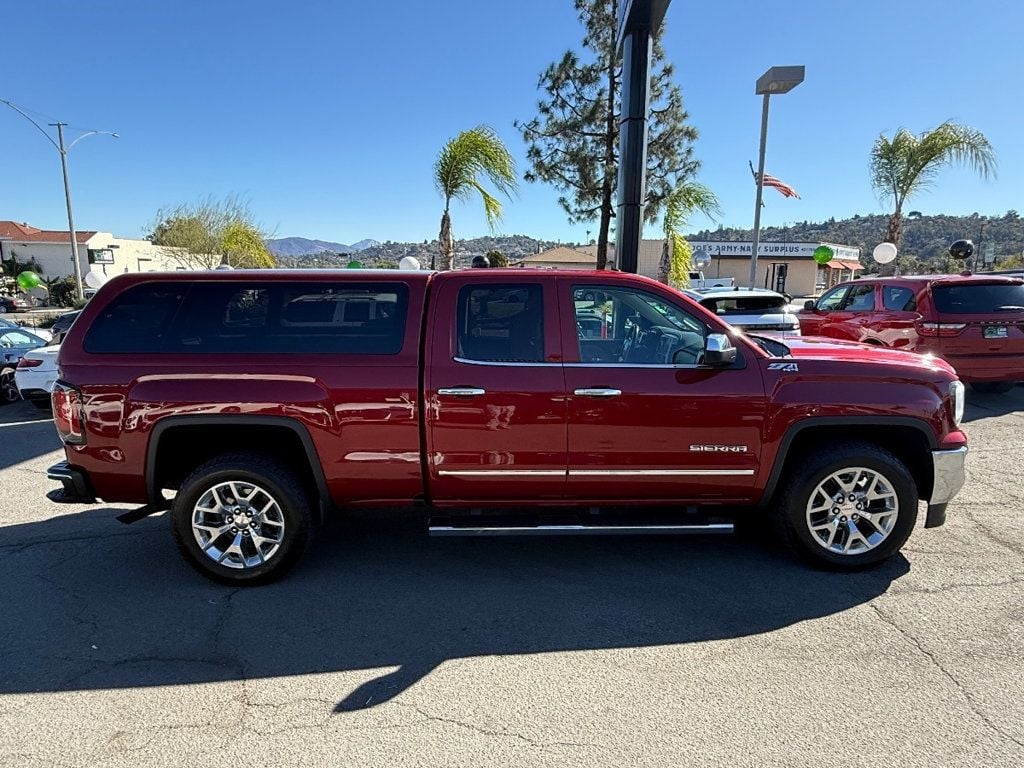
[84,269,108,289]
[398,256,421,271]
[873,242,898,264]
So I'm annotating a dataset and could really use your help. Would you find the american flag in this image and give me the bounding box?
[750,161,800,199]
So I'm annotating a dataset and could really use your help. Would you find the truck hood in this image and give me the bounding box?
[777,335,957,376]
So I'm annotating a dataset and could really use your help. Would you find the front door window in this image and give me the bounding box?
[816,285,849,312]
[572,286,706,365]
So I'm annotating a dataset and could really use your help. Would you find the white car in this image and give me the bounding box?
[14,344,59,410]
[682,286,801,337]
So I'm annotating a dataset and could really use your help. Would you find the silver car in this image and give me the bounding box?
[682,287,801,337]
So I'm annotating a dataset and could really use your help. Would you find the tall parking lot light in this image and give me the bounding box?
[747,66,804,288]
[1,100,118,300]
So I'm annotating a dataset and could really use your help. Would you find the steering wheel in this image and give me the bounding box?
[641,326,664,359]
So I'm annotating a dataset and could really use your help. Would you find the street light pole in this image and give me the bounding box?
[1,99,117,301]
[746,66,804,288]
[53,123,84,301]
[747,94,771,289]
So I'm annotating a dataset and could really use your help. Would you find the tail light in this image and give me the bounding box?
[917,322,967,338]
[17,357,43,369]
[52,382,85,445]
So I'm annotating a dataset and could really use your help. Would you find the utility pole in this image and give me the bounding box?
[52,123,85,301]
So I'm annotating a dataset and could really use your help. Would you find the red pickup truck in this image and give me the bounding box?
[47,269,968,583]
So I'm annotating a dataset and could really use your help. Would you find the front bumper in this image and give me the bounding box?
[925,446,968,528]
[46,461,97,504]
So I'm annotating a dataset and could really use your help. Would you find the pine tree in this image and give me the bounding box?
[517,0,698,270]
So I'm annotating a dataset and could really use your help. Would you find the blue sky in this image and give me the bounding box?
[1,0,1020,245]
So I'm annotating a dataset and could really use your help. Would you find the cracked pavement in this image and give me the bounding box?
[1,392,1022,768]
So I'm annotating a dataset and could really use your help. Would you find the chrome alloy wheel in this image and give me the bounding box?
[192,481,286,569]
[805,467,899,555]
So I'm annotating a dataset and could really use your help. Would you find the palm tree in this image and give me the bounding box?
[434,126,517,270]
[870,121,996,248]
[658,181,721,286]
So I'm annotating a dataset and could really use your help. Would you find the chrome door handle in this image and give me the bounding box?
[574,388,622,397]
[438,387,486,397]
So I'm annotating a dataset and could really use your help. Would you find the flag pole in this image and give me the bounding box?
[748,93,771,288]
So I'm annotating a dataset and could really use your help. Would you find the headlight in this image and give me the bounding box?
[950,380,965,427]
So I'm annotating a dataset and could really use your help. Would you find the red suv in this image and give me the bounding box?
[799,275,1024,393]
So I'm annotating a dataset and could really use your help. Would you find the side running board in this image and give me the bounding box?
[428,520,734,537]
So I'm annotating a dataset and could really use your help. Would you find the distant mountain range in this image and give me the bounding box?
[272,234,561,269]
[265,237,381,257]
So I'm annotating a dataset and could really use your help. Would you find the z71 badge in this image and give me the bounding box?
[767,362,799,372]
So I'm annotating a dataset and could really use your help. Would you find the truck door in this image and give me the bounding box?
[559,277,766,504]
[424,274,567,502]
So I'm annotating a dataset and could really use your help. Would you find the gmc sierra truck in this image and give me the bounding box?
[47,268,968,583]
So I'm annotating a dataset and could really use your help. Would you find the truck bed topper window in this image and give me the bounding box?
[84,281,409,355]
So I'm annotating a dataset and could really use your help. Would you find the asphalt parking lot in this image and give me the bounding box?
[1,394,1022,768]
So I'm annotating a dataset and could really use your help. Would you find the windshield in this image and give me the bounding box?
[701,295,787,315]
[932,283,1024,314]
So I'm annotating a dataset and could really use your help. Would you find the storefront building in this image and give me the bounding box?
[686,241,863,297]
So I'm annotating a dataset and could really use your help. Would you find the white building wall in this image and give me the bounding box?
[1,240,84,280]
[1,233,193,280]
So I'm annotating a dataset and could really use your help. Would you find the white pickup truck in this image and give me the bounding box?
[688,271,735,289]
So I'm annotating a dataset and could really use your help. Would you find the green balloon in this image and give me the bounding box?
[812,246,834,265]
[16,271,42,290]
[346,260,363,269]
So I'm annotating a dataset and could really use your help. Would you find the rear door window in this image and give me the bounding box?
[883,286,917,311]
[932,283,1024,314]
[702,295,787,315]
[456,284,545,362]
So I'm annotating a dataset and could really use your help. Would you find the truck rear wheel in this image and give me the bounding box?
[772,441,918,570]
[171,453,313,585]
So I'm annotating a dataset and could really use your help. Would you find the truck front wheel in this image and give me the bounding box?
[171,453,313,584]
[773,441,918,570]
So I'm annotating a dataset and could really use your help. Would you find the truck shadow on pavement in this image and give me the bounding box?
[962,387,1024,423]
[1,510,909,713]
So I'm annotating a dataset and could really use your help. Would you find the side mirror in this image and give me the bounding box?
[803,299,817,311]
[703,333,737,367]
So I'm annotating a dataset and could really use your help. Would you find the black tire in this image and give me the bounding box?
[171,453,314,585]
[0,370,20,404]
[969,381,1015,395]
[772,441,918,571]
